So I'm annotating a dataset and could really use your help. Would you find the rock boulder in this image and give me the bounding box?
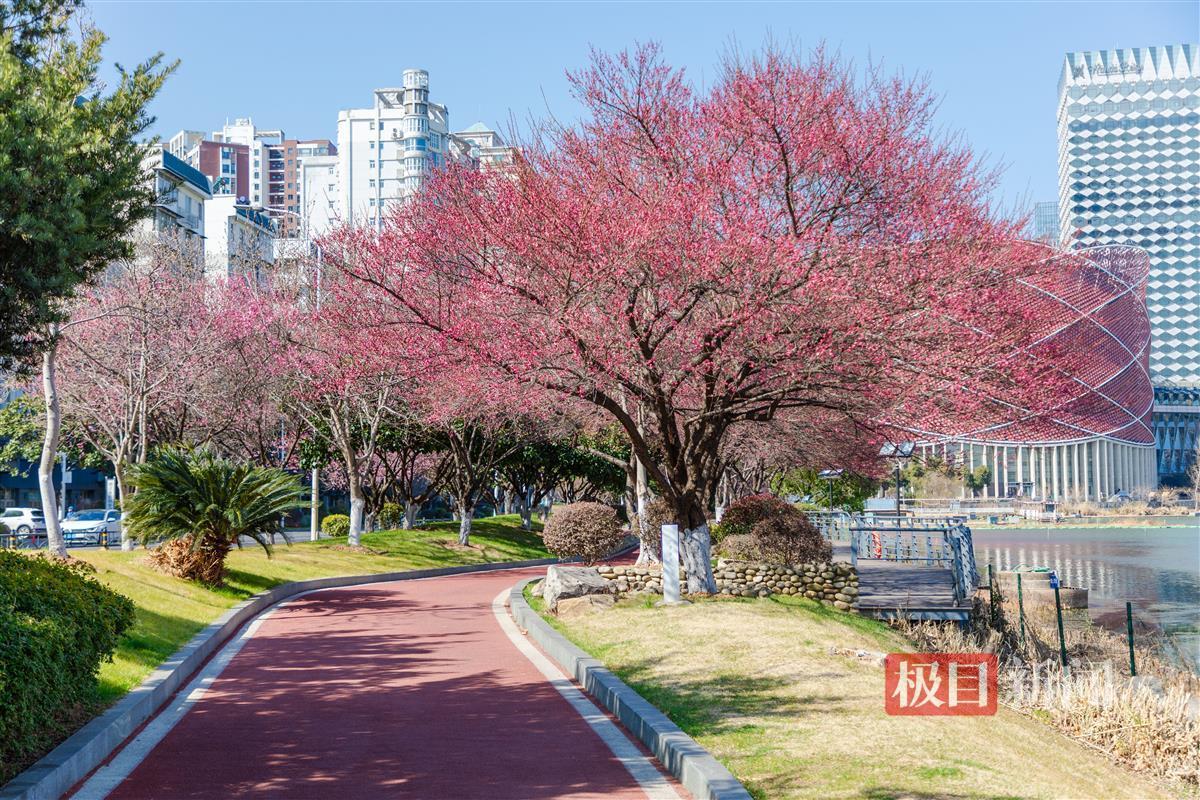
[542,565,613,612]
[556,594,616,617]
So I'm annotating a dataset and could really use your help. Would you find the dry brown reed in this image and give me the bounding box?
[897,594,1200,792]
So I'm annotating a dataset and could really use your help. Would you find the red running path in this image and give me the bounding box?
[80,567,680,799]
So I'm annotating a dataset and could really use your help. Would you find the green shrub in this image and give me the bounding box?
[542,502,625,564]
[0,552,135,781]
[751,513,830,565]
[321,514,351,538]
[715,533,759,560]
[716,494,830,565]
[379,502,403,530]
[717,493,787,538]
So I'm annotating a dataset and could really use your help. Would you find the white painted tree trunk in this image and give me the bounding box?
[516,489,534,531]
[634,458,659,565]
[348,495,365,547]
[38,344,67,559]
[309,468,320,541]
[457,504,474,546]
[114,462,134,550]
[403,501,419,530]
[681,523,717,594]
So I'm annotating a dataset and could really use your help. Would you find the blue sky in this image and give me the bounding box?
[88,1,1195,211]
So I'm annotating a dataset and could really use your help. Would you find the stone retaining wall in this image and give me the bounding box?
[597,559,859,610]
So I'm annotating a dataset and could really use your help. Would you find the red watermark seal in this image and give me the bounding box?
[885,653,998,716]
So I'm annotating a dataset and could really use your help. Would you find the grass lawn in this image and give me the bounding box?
[74,514,548,705]
[539,593,1173,800]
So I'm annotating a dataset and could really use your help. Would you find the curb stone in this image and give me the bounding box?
[508,577,753,800]
[2,556,564,800]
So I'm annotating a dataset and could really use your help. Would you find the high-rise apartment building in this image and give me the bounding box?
[1056,43,1200,484]
[1031,201,1060,246]
[203,196,276,282]
[299,153,340,239]
[172,120,337,241]
[169,131,251,200]
[1056,44,1199,385]
[263,138,337,238]
[337,69,454,230]
[451,123,511,169]
[143,147,210,244]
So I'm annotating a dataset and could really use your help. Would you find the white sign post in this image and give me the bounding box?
[660,523,681,604]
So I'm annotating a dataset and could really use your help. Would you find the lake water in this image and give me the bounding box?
[971,522,1200,664]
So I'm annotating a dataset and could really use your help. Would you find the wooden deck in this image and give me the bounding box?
[834,542,974,622]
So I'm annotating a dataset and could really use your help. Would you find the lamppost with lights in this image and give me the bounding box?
[817,468,844,512]
[264,204,323,541]
[879,442,915,518]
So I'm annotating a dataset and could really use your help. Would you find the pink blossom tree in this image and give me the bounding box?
[331,44,1066,592]
[46,236,220,551]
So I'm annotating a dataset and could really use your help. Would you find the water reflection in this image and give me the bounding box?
[972,524,1200,662]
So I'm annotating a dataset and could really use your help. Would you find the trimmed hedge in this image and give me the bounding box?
[542,502,624,564]
[0,552,135,782]
[714,494,830,564]
[321,513,351,538]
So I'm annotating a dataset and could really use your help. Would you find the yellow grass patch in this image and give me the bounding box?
[554,596,1174,799]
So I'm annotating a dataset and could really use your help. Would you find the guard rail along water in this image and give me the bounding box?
[846,517,979,604]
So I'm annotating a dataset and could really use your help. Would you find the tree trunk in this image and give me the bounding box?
[681,523,717,594]
[457,501,474,546]
[517,489,534,531]
[348,470,365,547]
[114,461,134,550]
[634,457,659,565]
[310,467,320,542]
[403,501,419,530]
[365,511,377,533]
[38,343,67,559]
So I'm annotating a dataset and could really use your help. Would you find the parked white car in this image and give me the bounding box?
[1,507,48,547]
[62,509,123,547]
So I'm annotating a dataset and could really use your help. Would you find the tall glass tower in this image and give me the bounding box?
[1056,44,1199,386]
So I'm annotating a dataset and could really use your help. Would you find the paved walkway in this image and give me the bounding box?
[75,568,680,799]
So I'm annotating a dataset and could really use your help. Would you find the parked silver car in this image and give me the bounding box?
[62,509,123,546]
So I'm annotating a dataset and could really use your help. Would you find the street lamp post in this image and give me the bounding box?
[879,442,915,518]
[817,468,844,513]
[264,204,322,541]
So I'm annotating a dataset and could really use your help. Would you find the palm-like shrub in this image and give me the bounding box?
[125,448,304,585]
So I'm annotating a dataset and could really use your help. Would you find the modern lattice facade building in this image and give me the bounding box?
[1056,44,1199,386]
[905,245,1157,502]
